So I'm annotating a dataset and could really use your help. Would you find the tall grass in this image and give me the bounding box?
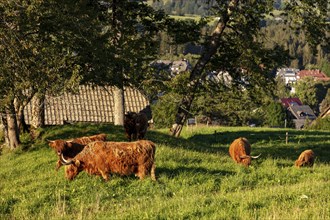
[1,124,329,219]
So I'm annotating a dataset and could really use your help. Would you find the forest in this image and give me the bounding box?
[149,0,329,74]
[0,0,329,149]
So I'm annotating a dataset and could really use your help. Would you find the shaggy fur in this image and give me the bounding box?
[229,137,254,166]
[124,112,148,141]
[295,149,315,167]
[65,140,156,181]
[48,133,107,170]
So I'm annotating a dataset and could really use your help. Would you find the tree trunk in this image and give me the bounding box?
[5,102,20,149]
[1,113,9,146]
[17,105,30,133]
[113,86,125,126]
[31,93,45,129]
[170,0,239,137]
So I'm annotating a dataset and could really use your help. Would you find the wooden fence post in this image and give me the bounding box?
[286,132,288,144]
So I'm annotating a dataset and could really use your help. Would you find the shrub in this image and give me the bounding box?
[307,117,330,130]
[263,102,286,127]
[151,93,180,128]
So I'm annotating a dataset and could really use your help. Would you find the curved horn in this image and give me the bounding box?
[251,153,261,159]
[60,154,73,165]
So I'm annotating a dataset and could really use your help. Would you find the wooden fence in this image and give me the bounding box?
[24,85,150,125]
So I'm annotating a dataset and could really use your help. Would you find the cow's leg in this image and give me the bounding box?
[132,133,137,141]
[56,160,62,171]
[137,132,145,140]
[150,163,156,181]
[136,165,146,180]
[99,170,109,181]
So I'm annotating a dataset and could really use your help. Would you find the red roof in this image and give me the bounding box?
[280,98,303,108]
[296,70,330,81]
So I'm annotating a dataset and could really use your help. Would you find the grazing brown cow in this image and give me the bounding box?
[295,149,315,167]
[229,137,261,166]
[48,133,107,170]
[61,140,156,181]
[124,111,148,141]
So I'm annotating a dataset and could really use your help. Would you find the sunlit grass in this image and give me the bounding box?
[0,124,329,219]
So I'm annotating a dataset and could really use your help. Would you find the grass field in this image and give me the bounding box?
[0,123,329,219]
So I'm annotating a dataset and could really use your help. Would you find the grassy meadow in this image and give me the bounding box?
[0,123,329,219]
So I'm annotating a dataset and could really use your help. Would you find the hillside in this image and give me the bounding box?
[1,123,329,219]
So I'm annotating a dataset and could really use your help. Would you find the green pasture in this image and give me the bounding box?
[0,124,329,219]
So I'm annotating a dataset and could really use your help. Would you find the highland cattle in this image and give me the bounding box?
[124,112,148,141]
[295,149,315,167]
[61,140,156,181]
[229,137,260,166]
[48,133,107,170]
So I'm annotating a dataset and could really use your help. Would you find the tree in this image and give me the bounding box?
[263,102,286,127]
[170,0,329,137]
[82,0,167,125]
[0,0,102,148]
[1,0,169,148]
[295,77,330,114]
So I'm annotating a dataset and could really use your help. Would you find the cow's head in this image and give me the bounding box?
[60,154,83,180]
[65,162,82,180]
[294,160,302,167]
[48,140,73,155]
[240,154,261,166]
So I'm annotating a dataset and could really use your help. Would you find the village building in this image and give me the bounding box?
[296,69,330,82]
[276,68,300,85]
[280,98,316,129]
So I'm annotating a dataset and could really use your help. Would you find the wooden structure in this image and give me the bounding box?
[24,85,150,125]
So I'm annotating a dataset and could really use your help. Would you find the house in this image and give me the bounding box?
[24,85,151,125]
[280,98,302,108]
[280,98,316,129]
[288,104,317,129]
[170,59,191,74]
[276,68,300,85]
[150,60,172,72]
[296,69,330,82]
[151,59,192,76]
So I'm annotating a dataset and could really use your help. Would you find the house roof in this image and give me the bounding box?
[288,105,316,120]
[170,59,191,73]
[296,69,330,81]
[280,98,303,108]
[24,85,150,125]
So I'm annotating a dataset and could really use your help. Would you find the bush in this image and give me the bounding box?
[263,102,286,127]
[307,117,330,130]
[151,93,180,128]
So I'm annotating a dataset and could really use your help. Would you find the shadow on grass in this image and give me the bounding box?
[147,128,330,164]
[21,123,126,152]
[156,166,235,180]
[17,124,329,164]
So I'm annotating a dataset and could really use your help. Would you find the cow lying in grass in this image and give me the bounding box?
[60,140,156,181]
[295,149,315,167]
[124,111,148,141]
[48,133,107,170]
[229,137,261,167]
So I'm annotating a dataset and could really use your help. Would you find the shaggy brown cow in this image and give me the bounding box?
[48,133,107,170]
[229,137,260,166]
[124,111,148,141]
[295,149,315,167]
[61,140,156,181]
